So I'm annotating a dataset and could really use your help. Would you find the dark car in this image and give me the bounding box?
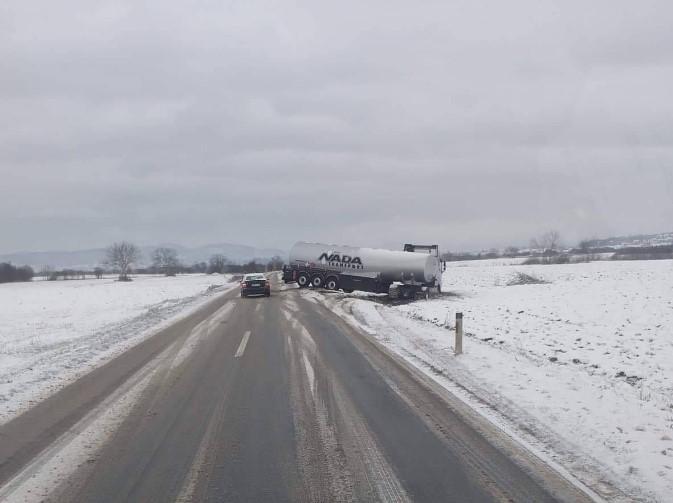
[240,273,271,298]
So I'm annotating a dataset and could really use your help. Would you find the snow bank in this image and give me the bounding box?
[317,259,673,502]
[0,274,234,424]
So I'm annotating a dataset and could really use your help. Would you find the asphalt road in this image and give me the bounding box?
[0,277,595,502]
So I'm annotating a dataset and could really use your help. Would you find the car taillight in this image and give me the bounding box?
[240,281,245,287]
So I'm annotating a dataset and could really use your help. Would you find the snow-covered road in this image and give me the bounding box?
[311,258,673,502]
[0,274,235,424]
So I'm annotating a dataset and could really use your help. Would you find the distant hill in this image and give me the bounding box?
[0,243,286,270]
[585,231,673,249]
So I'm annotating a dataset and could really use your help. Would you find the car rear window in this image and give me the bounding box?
[245,274,265,281]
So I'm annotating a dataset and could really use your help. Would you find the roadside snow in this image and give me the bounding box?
[311,259,673,503]
[0,274,235,424]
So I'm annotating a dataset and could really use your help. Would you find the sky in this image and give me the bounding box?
[1,0,672,254]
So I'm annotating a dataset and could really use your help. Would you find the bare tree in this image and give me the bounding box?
[152,247,180,276]
[531,230,561,254]
[578,237,598,254]
[106,242,141,281]
[243,259,259,273]
[39,265,53,280]
[266,255,285,271]
[544,230,561,252]
[94,267,104,279]
[503,246,520,257]
[208,254,228,274]
[191,261,208,273]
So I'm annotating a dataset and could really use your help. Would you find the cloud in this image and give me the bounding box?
[1,0,672,253]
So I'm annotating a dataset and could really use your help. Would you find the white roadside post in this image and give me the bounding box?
[455,312,463,355]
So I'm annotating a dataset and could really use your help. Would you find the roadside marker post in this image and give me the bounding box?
[455,312,463,355]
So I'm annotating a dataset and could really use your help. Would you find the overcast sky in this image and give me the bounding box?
[1,0,672,254]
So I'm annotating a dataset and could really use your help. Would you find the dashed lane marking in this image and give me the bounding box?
[235,331,251,358]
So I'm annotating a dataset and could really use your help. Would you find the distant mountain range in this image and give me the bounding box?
[0,243,286,270]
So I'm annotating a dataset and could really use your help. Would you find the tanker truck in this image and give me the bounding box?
[281,241,446,299]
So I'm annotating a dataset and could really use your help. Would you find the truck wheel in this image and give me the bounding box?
[297,272,310,288]
[311,275,324,288]
[325,276,339,290]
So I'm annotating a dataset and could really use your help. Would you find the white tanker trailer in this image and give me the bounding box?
[282,241,446,299]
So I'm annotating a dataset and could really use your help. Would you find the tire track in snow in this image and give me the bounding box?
[0,337,183,502]
[282,304,409,502]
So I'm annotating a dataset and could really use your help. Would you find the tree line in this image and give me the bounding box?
[440,230,574,264]
[104,242,284,281]
[1,242,285,284]
[0,263,34,283]
[441,229,673,265]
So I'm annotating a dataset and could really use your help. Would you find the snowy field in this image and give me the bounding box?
[0,274,235,424]
[312,259,673,502]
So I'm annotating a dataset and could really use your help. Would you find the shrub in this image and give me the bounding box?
[523,254,571,265]
[0,263,34,283]
[611,245,672,261]
[507,272,549,286]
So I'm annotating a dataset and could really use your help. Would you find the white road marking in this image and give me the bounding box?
[0,339,178,502]
[255,303,262,313]
[235,331,251,358]
[176,389,229,503]
[208,301,235,331]
[284,298,300,312]
[301,349,315,394]
[171,302,234,370]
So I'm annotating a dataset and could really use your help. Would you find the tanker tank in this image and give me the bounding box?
[289,241,441,284]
